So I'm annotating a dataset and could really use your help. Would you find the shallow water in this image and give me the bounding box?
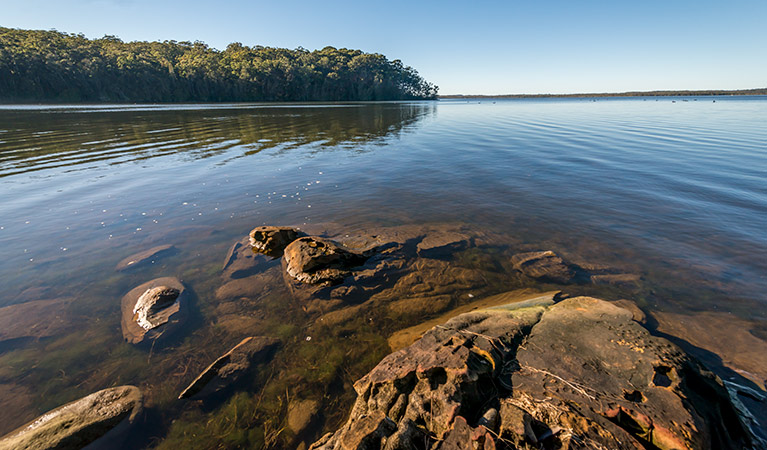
[0,98,765,448]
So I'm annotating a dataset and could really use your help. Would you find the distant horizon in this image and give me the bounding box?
[440,87,767,98]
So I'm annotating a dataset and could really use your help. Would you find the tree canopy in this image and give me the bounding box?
[0,27,438,102]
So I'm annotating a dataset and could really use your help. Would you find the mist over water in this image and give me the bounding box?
[0,98,765,446]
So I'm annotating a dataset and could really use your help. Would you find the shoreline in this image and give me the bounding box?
[440,88,767,99]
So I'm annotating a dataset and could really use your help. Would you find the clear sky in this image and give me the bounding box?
[2,0,765,95]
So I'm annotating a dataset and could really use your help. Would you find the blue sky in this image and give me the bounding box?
[2,0,765,94]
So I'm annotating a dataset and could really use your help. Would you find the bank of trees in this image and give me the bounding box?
[0,27,438,102]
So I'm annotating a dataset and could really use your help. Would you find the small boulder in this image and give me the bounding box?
[179,336,280,399]
[511,250,576,284]
[115,244,175,271]
[0,385,142,450]
[249,226,301,257]
[283,236,368,285]
[121,277,187,344]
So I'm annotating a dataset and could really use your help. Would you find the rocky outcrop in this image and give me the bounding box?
[179,336,280,399]
[249,226,302,257]
[283,236,368,285]
[0,385,142,450]
[310,297,757,450]
[115,244,175,271]
[121,277,187,344]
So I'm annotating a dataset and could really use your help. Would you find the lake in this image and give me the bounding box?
[1,97,765,448]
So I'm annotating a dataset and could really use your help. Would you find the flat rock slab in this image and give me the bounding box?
[120,277,187,345]
[221,237,272,279]
[310,297,757,450]
[115,244,175,271]
[511,250,577,284]
[179,336,280,399]
[416,231,471,257]
[0,385,142,450]
[0,298,74,345]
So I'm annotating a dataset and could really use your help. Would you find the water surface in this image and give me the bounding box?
[0,98,765,448]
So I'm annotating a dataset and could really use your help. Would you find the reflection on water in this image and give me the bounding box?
[0,98,766,448]
[0,103,432,178]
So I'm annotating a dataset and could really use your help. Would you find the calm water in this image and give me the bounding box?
[0,98,766,448]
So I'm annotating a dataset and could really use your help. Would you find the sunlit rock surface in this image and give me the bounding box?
[121,277,187,344]
[0,385,142,450]
[249,226,303,257]
[310,297,758,450]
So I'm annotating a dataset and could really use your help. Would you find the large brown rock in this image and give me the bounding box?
[0,385,142,450]
[249,226,302,257]
[120,277,187,345]
[283,236,368,285]
[178,336,280,399]
[310,297,758,450]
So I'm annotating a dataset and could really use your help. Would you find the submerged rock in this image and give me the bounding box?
[222,237,273,279]
[179,336,280,399]
[115,244,175,271]
[0,298,73,345]
[416,231,471,258]
[121,277,187,344]
[310,297,757,450]
[283,236,368,285]
[249,226,302,257]
[0,385,142,450]
[511,250,577,284]
[288,399,321,435]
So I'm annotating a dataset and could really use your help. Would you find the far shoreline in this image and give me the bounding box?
[440,87,767,99]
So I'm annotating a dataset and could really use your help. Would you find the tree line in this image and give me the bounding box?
[0,27,438,103]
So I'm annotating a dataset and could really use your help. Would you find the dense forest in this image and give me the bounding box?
[0,27,438,102]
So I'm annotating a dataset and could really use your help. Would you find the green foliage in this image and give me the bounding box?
[0,27,438,102]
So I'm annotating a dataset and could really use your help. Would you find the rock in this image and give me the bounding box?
[612,299,646,324]
[0,298,73,346]
[249,226,301,257]
[0,385,142,450]
[416,231,471,258]
[510,250,576,284]
[288,399,320,435]
[651,310,767,391]
[121,277,187,345]
[310,297,757,450]
[283,236,368,285]
[215,266,286,301]
[222,237,271,279]
[179,336,280,399]
[387,290,560,351]
[115,244,175,271]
